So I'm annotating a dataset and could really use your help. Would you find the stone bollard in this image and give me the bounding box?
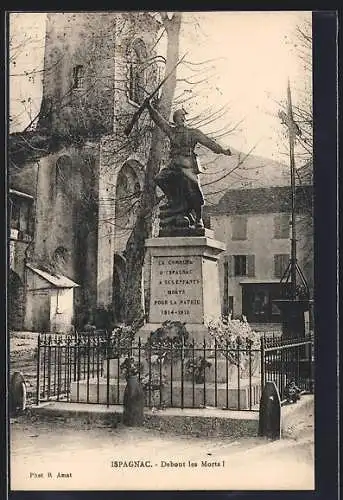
[9,372,27,416]
[258,381,281,440]
[123,375,145,427]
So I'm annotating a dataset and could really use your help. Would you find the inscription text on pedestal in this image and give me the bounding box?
[149,256,203,324]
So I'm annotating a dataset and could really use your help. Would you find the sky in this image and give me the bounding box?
[8,11,312,162]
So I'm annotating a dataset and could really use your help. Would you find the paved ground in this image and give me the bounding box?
[9,330,314,491]
[9,399,314,491]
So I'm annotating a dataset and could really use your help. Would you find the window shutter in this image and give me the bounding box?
[247,255,255,277]
[274,214,290,239]
[227,255,234,277]
[274,215,281,238]
[274,254,289,278]
[232,216,247,240]
[274,255,280,278]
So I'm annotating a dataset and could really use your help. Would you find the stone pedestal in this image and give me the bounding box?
[141,232,226,342]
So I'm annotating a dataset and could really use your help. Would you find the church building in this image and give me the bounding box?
[9,12,161,331]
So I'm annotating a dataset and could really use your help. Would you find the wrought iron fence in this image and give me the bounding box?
[35,332,314,411]
[261,335,314,401]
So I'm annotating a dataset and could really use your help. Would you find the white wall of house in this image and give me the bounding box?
[25,271,51,331]
[25,268,76,332]
[210,212,311,317]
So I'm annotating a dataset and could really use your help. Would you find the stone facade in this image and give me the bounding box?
[8,12,161,330]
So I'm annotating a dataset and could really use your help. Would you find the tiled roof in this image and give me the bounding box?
[204,185,313,215]
[26,264,80,288]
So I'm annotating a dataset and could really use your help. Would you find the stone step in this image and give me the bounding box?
[70,378,261,410]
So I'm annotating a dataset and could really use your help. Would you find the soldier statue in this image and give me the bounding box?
[145,99,233,232]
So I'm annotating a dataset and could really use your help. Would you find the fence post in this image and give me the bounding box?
[35,334,41,406]
[203,338,206,408]
[148,334,152,407]
[214,338,218,408]
[47,336,52,400]
[260,336,265,390]
[225,340,229,409]
[106,330,110,408]
[247,338,252,410]
[181,340,184,409]
[86,334,91,403]
[237,340,240,410]
[308,340,313,393]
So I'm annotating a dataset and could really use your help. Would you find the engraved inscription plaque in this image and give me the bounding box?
[149,255,203,323]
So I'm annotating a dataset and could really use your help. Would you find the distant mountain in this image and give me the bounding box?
[196,145,292,206]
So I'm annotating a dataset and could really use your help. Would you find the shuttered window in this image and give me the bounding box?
[274,254,290,278]
[274,214,290,239]
[231,216,247,240]
[234,255,246,276]
[227,255,256,277]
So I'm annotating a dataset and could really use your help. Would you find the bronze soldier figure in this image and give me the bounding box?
[146,99,233,230]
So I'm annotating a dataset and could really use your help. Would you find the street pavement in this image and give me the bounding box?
[9,404,314,491]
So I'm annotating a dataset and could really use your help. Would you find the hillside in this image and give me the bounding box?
[196,146,291,207]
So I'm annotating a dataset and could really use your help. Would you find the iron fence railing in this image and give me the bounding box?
[261,335,314,400]
[35,332,314,411]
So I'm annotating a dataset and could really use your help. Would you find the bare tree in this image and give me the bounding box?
[121,12,182,324]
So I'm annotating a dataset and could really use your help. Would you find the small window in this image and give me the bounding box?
[234,255,247,277]
[274,214,290,239]
[10,200,20,230]
[274,254,290,279]
[73,65,85,89]
[10,197,32,234]
[128,39,147,105]
[231,254,255,277]
[232,216,247,240]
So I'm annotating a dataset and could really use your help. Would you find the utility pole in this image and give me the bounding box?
[278,79,308,301]
[274,79,311,339]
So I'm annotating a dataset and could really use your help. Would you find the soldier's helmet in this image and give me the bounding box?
[172,108,188,123]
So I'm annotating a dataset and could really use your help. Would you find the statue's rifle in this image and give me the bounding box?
[124,53,187,137]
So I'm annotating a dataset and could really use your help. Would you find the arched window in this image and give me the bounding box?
[127,39,147,105]
[73,65,85,89]
[115,162,142,229]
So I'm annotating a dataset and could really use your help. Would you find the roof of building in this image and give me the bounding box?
[26,264,80,288]
[204,185,313,216]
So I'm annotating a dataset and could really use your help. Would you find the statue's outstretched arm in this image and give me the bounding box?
[194,129,232,156]
[146,100,172,138]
